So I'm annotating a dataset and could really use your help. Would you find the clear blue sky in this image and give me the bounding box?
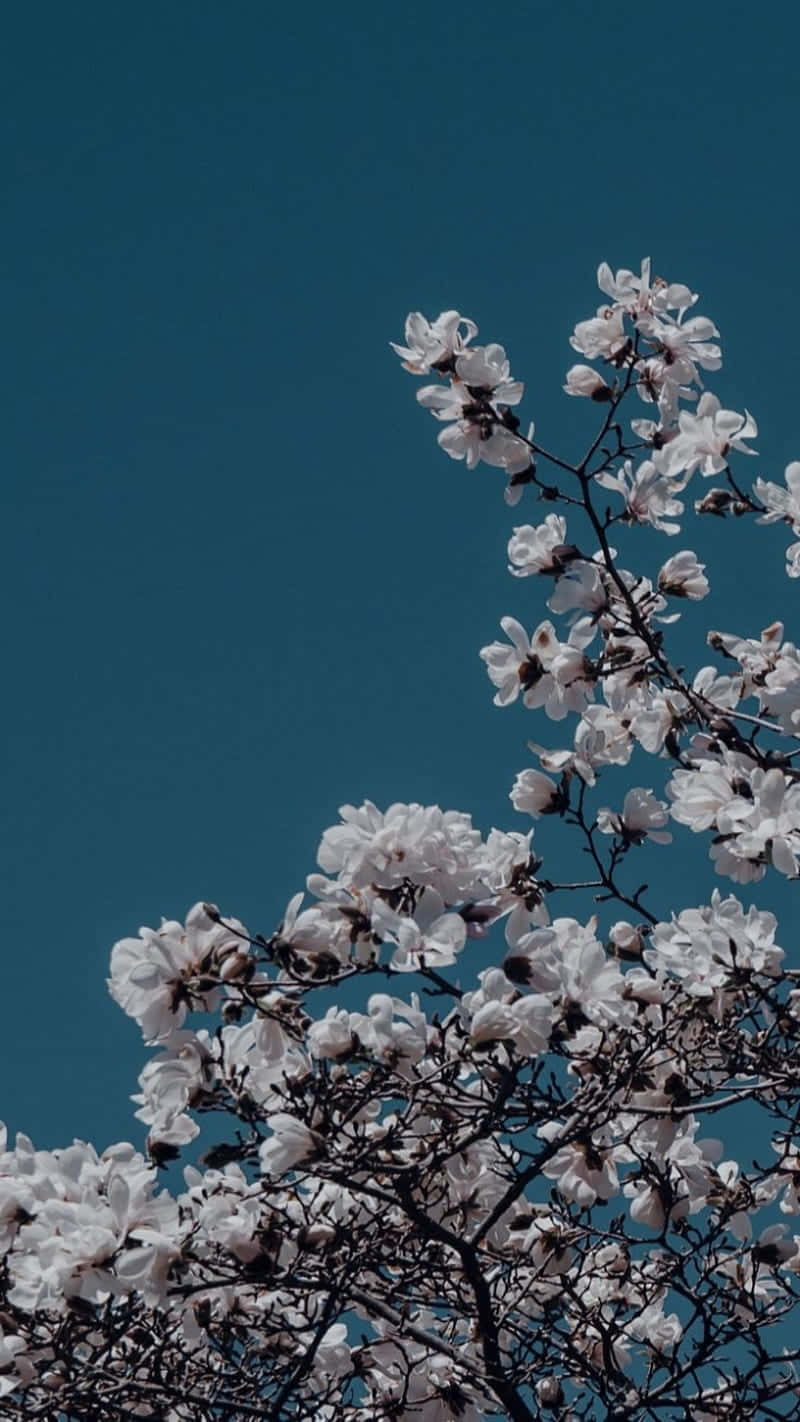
[4,1,800,1151]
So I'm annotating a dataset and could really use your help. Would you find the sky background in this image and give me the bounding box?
[3,1,800,1156]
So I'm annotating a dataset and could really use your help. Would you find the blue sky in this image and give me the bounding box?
[4,1,800,1152]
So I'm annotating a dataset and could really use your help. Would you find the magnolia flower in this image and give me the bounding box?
[535,1377,564,1407]
[439,419,532,475]
[563,364,612,399]
[754,462,800,574]
[547,558,607,619]
[658,549,709,599]
[418,392,532,473]
[596,787,672,845]
[479,617,594,720]
[371,890,467,972]
[5,1143,180,1312]
[507,514,571,577]
[348,993,428,1065]
[636,309,722,387]
[510,767,563,818]
[596,257,698,320]
[391,310,477,373]
[597,257,661,312]
[307,1006,357,1060]
[463,968,553,1055]
[659,392,758,482]
[608,920,644,959]
[315,800,487,901]
[108,903,248,1044]
[595,459,684,534]
[754,460,800,528]
[298,1322,351,1381]
[570,305,628,361]
[726,768,800,879]
[259,1114,321,1177]
[667,757,740,833]
[416,341,531,476]
[538,1122,620,1206]
[503,918,630,1032]
[454,342,523,403]
[132,1031,215,1146]
[625,1299,683,1354]
[645,891,784,995]
[765,1141,800,1216]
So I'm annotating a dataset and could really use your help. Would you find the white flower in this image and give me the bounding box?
[307,1007,356,1060]
[625,1299,683,1354]
[637,309,721,387]
[754,462,800,575]
[454,342,523,404]
[728,767,800,878]
[597,257,658,314]
[754,460,800,527]
[302,1322,351,1381]
[316,801,487,901]
[645,891,784,995]
[547,559,607,618]
[510,768,562,818]
[416,341,530,476]
[765,1141,800,1216]
[570,305,627,361]
[463,968,553,1056]
[668,753,800,883]
[349,993,428,1066]
[391,310,477,374]
[108,903,248,1045]
[259,1114,321,1177]
[504,918,630,1031]
[597,257,698,319]
[507,514,570,577]
[595,459,684,534]
[787,541,800,577]
[563,364,612,399]
[538,1122,620,1206]
[659,392,758,482]
[5,1141,179,1312]
[480,617,594,720]
[608,921,645,959]
[438,418,531,475]
[132,1031,215,1146]
[658,550,709,599]
[371,890,466,973]
[596,787,671,845]
[667,757,739,833]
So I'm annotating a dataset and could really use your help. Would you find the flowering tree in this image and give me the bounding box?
[5,262,800,1420]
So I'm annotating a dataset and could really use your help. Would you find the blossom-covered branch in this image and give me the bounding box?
[4,260,800,1419]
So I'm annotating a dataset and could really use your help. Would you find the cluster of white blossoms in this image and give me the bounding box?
[5,261,800,1421]
[398,262,800,889]
[392,309,533,495]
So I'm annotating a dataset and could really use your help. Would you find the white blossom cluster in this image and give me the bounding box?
[5,260,800,1420]
[392,309,533,496]
[397,263,800,889]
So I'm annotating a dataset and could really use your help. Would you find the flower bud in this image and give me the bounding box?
[536,1376,564,1408]
[219,950,252,983]
[563,364,612,400]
